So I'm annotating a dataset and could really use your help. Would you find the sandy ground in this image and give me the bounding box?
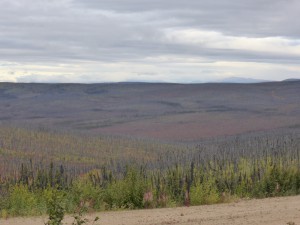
[1,195,300,225]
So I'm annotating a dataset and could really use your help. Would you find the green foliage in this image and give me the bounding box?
[190,176,220,205]
[2,155,300,219]
[165,165,185,203]
[7,184,45,216]
[68,176,103,211]
[104,167,146,209]
[44,189,65,225]
[0,209,8,220]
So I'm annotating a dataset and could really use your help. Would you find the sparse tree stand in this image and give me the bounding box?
[0,126,300,219]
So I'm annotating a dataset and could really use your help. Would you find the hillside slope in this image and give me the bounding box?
[0,81,299,141]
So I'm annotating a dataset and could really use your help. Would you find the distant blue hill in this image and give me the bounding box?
[283,78,300,82]
[216,77,270,83]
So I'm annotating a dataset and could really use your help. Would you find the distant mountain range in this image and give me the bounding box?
[216,77,270,83]
[283,78,300,82]
[215,77,300,84]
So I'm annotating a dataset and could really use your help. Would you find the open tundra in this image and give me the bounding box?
[0,81,299,141]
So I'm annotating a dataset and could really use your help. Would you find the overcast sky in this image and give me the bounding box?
[0,0,300,83]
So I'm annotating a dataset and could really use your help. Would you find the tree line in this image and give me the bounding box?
[0,126,300,218]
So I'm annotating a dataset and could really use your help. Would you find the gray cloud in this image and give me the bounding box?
[74,0,300,38]
[0,0,299,82]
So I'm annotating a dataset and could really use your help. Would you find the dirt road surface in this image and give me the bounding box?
[1,195,300,225]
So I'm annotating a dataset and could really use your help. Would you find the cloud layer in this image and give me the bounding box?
[0,0,299,82]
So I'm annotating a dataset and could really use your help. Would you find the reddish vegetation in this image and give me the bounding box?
[98,113,299,141]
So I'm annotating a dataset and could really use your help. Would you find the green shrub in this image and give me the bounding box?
[190,177,220,205]
[44,188,66,225]
[7,184,40,216]
[0,209,8,219]
[104,168,146,209]
[68,177,103,211]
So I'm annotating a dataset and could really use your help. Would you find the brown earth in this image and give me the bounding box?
[2,195,300,225]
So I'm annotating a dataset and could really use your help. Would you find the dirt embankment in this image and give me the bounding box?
[1,195,300,225]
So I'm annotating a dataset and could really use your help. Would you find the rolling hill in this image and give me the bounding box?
[0,81,299,142]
